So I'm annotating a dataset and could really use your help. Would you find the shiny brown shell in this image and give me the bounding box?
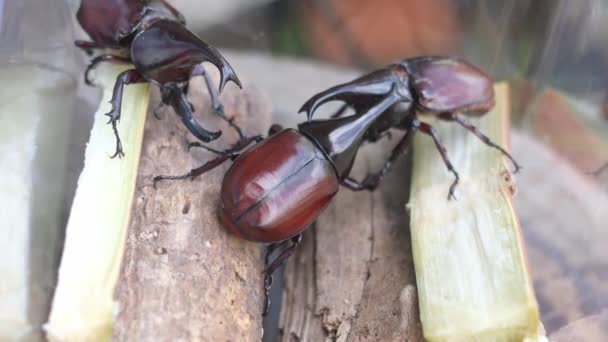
[220,129,339,242]
[406,56,495,115]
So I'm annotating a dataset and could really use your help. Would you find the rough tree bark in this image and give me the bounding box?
[113,72,271,341]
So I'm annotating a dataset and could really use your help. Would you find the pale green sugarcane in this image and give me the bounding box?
[45,64,149,342]
[408,83,545,342]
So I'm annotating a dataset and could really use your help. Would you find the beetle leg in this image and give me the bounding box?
[441,113,522,173]
[154,135,262,186]
[262,233,303,315]
[84,54,131,86]
[299,69,398,121]
[341,123,417,191]
[152,102,165,120]
[169,86,223,143]
[330,103,350,118]
[325,99,377,120]
[155,123,280,186]
[268,124,284,136]
[106,69,146,158]
[417,121,460,200]
[152,154,233,187]
[192,64,245,140]
[188,142,235,156]
[74,40,105,55]
[188,134,263,156]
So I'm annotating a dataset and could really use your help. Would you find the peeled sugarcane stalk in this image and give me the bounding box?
[44,64,149,341]
[408,83,545,341]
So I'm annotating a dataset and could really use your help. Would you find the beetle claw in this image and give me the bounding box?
[299,69,399,121]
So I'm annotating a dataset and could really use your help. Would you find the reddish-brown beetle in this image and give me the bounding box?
[154,56,521,313]
[76,0,242,157]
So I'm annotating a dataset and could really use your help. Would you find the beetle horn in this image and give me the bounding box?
[197,44,242,92]
[298,68,398,121]
[298,87,407,177]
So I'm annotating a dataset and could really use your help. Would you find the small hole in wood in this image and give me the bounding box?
[182,201,191,214]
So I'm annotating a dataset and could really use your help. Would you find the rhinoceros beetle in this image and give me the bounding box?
[153,56,521,314]
[75,0,242,158]
[298,56,521,198]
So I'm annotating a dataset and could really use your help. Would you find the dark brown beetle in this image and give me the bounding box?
[299,56,521,198]
[76,0,242,158]
[154,56,521,314]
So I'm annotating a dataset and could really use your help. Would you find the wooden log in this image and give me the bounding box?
[278,136,423,342]
[112,72,271,341]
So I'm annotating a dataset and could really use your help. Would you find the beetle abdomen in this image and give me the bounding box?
[220,129,339,242]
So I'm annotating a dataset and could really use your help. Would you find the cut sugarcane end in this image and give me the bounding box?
[408,83,543,341]
[44,64,149,341]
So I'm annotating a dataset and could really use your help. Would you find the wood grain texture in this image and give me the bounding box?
[112,72,271,341]
[278,136,423,342]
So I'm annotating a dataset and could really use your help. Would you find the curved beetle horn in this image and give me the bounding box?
[197,44,242,92]
[298,68,398,121]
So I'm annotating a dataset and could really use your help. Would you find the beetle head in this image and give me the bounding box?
[299,66,412,121]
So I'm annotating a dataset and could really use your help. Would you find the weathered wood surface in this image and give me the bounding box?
[113,73,271,341]
[278,136,423,342]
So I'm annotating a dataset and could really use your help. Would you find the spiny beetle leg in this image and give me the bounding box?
[74,40,104,55]
[439,112,522,173]
[152,102,165,120]
[341,123,417,191]
[188,134,263,156]
[84,54,131,86]
[268,124,284,136]
[152,154,233,187]
[170,86,222,143]
[417,120,460,200]
[154,135,263,186]
[262,233,303,316]
[192,64,245,140]
[105,69,145,158]
[330,103,350,119]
